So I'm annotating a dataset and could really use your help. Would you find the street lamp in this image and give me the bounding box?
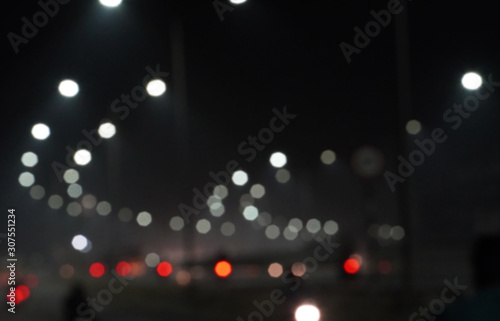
[99,0,122,8]
[461,72,482,90]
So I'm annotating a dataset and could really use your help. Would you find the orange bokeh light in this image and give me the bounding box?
[214,260,232,278]
[130,261,146,277]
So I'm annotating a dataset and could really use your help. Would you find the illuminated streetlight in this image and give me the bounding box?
[31,123,50,140]
[99,0,122,8]
[232,170,248,186]
[71,234,88,251]
[146,79,167,97]
[295,304,321,321]
[270,152,287,168]
[74,149,91,166]
[461,72,482,90]
[98,122,116,139]
[58,79,79,97]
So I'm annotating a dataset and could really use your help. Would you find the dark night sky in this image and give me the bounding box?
[0,0,499,279]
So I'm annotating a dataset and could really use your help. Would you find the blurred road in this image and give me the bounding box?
[1,277,435,321]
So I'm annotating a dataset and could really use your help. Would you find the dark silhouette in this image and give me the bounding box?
[438,234,500,321]
[64,282,95,321]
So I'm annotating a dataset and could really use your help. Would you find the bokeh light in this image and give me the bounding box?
[289,218,303,231]
[18,172,35,187]
[130,261,146,277]
[344,258,360,274]
[99,0,122,7]
[351,146,385,179]
[83,242,94,255]
[175,270,191,286]
[378,224,392,240]
[323,220,339,235]
[291,262,307,277]
[461,72,482,90]
[31,123,50,140]
[89,263,105,278]
[270,152,287,168]
[209,202,225,217]
[59,264,75,279]
[243,205,259,221]
[137,211,152,227]
[29,185,45,200]
[250,184,266,199]
[82,194,97,209]
[66,202,82,216]
[157,262,173,277]
[320,150,336,165]
[283,226,299,241]
[116,261,131,276]
[63,169,79,184]
[21,152,38,167]
[265,225,280,240]
[239,194,254,207]
[118,207,133,222]
[48,194,64,209]
[221,222,235,236]
[306,219,321,234]
[96,201,112,216]
[169,216,185,231]
[232,170,248,186]
[67,183,83,198]
[257,212,272,227]
[213,185,229,199]
[24,274,39,289]
[98,122,116,139]
[58,79,79,97]
[268,263,283,278]
[15,285,30,304]
[390,225,405,240]
[196,219,211,234]
[207,195,221,207]
[71,234,88,251]
[74,149,91,166]
[295,304,321,321]
[214,261,232,277]
[147,79,167,96]
[145,253,160,268]
[406,119,422,135]
[275,168,291,183]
